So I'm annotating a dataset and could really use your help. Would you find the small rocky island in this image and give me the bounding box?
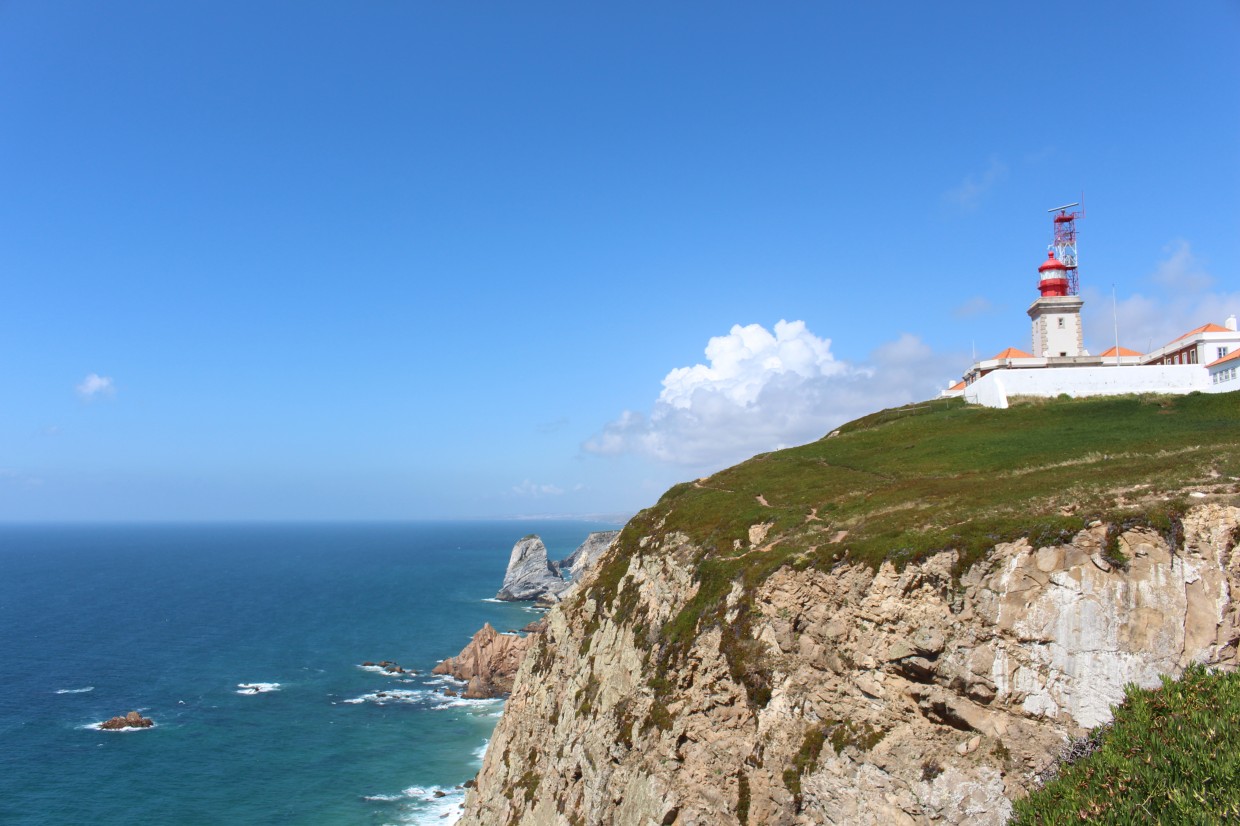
[99,711,153,730]
[435,531,620,698]
[494,531,619,604]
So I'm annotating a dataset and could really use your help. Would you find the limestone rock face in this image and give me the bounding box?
[559,530,621,582]
[496,535,569,602]
[432,622,533,698]
[458,504,1240,826]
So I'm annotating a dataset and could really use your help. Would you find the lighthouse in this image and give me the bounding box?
[1027,207,1084,358]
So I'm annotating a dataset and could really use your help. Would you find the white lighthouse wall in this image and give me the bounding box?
[964,365,1211,409]
[1036,310,1086,354]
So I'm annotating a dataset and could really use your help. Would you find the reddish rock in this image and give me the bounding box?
[463,676,495,699]
[432,623,531,698]
[100,711,153,730]
[521,617,549,634]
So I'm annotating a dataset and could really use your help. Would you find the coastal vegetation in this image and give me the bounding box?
[581,392,1240,711]
[1012,664,1240,824]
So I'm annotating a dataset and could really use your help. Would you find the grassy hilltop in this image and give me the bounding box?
[572,391,1240,818]
[590,391,1240,639]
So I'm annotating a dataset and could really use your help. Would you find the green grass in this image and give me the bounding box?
[1011,664,1240,824]
[578,392,1240,710]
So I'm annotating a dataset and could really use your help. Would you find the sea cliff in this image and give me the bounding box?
[458,394,1240,824]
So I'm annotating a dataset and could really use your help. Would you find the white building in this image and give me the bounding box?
[943,237,1239,408]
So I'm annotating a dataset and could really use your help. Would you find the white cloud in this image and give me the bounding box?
[76,373,115,400]
[943,157,1007,209]
[1149,239,1214,292]
[585,321,962,469]
[1083,241,1239,354]
[952,296,996,319]
[512,480,565,497]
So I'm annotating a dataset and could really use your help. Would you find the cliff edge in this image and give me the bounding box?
[460,393,1240,824]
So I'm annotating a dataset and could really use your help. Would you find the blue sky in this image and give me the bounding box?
[2,2,1238,520]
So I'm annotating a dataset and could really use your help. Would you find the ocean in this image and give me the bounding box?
[0,521,617,825]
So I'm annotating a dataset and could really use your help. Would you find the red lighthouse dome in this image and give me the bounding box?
[1037,251,1069,297]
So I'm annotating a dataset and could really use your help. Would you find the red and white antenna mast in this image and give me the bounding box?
[1047,201,1082,295]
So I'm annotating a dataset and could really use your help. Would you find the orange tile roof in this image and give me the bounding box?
[992,347,1034,359]
[948,380,966,392]
[1098,346,1142,357]
[1170,323,1231,344]
[1206,348,1240,369]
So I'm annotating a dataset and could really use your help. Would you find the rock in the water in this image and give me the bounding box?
[495,535,569,602]
[558,530,620,582]
[463,676,492,699]
[432,622,531,698]
[100,711,153,730]
[521,617,549,634]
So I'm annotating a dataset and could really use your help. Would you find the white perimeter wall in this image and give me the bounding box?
[964,365,1211,409]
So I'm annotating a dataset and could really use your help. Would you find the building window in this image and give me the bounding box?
[1219,347,1230,360]
[1057,318,1065,328]
[1190,350,1198,364]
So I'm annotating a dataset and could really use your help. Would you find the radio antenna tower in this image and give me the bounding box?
[1047,201,1082,295]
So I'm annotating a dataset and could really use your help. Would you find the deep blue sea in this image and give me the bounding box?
[0,521,616,825]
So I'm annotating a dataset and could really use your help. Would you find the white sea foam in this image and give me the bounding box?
[430,695,503,711]
[343,688,424,706]
[55,686,94,695]
[423,674,466,687]
[81,721,158,732]
[236,682,281,695]
[357,664,415,677]
[479,598,505,603]
[362,783,465,825]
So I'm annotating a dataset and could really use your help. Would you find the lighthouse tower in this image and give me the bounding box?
[1027,207,1085,358]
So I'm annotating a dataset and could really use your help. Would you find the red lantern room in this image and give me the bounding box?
[1037,251,1069,297]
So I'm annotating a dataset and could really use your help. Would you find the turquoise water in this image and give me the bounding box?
[0,521,615,825]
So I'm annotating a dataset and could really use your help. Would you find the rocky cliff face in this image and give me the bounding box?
[559,531,621,583]
[459,503,1240,825]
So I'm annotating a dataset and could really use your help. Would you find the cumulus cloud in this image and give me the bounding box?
[512,480,565,497]
[1083,240,1239,354]
[943,157,1007,209]
[76,373,115,400]
[585,321,962,469]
